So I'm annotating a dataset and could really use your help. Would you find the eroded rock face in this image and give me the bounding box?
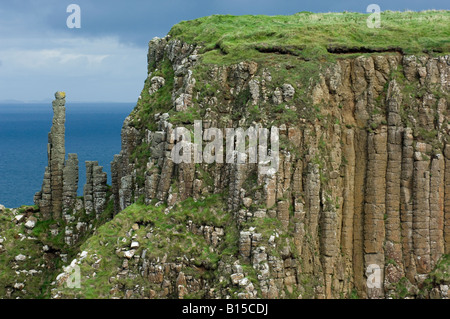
[33,93,109,246]
[105,38,450,300]
[34,92,67,220]
[62,153,79,214]
[21,31,442,301]
[148,76,165,95]
[84,161,108,218]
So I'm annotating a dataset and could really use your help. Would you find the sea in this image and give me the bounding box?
[0,102,135,208]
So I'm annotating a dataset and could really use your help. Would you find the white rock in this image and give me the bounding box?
[282,83,295,101]
[15,254,26,261]
[70,259,78,268]
[55,273,67,282]
[269,235,275,244]
[25,219,36,229]
[124,250,136,259]
[232,263,243,274]
[42,245,49,252]
[80,251,88,259]
[13,283,24,290]
[131,241,140,249]
[414,151,423,161]
[149,76,165,95]
[239,277,250,287]
[243,198,253,208]
[15,215,25,222]
[231,273,244,285]
[272,87,283,105]
[440,285,448,297]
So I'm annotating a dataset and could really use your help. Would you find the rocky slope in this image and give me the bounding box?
[1,11,449,299]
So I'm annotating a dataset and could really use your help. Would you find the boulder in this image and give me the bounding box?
[25,216,37,229]
[124,250,136,259]
[15,254,27,262]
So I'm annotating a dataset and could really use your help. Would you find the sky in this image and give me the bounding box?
[0,0,448,102]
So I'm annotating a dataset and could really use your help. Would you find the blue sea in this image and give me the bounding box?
[0,102,135,208]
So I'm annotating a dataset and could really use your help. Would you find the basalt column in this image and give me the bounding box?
[62,153,79,214]
[84,161,108,218]
[34,92,67,220]
[49,92,66,219]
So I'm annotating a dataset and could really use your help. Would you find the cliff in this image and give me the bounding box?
[1,11,449,299]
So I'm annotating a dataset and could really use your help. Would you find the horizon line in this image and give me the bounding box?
[0,100,136,104]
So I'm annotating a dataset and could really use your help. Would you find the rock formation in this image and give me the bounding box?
[84,161,108,218]
[4,12,450,300]
[103,35,449,299]
[34,92,108,227]
[62,153,79,214]
[34,92,67,220]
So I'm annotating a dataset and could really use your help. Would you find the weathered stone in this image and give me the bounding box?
[231,273,244,285]
[124,250,136,259]
[131,241,140,249]
[272,87,283,105]
[35,92,67,220]
[282,84,295,102]
[25,217,37,229]
[62,153,79,215]
[15,254,26,262]
[84,161,108,218]
[85,39,450,300]
[149,76,165,95]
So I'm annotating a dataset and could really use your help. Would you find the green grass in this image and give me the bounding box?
[131,57,175,131]
[45,12,448,298]
[0,194,119,299]
[127,11,449,190]
[428,254,450,283]
[0,208,55,298]
[53,194,237,298]
[172,194,230,227]
[170,11,449,65]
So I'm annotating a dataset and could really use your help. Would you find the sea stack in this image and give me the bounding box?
[49,91,66,219]
[34,92,74,220]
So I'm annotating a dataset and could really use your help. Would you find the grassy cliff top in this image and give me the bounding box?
[169,11,449,64]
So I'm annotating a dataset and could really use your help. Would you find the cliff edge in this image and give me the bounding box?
[1,11,449,299]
